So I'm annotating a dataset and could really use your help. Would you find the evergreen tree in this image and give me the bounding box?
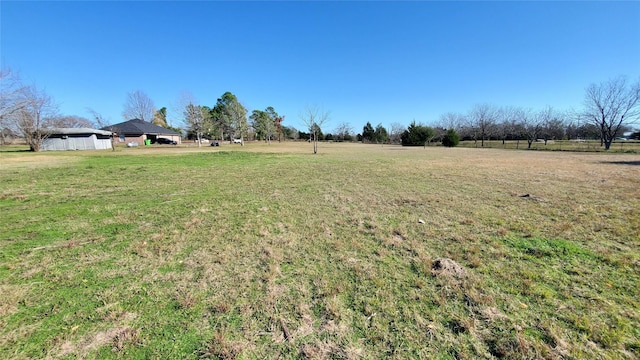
[374,124,389,143]
[442,128,460,147]
[362,122,375,143]
[401,121,435,146]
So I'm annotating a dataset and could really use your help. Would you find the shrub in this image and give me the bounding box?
[401,122,435,146]
[442,129,460,147]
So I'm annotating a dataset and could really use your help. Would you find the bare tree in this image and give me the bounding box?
[334,122,353,142]
[300,105,330,154]
[0,67,27,145]
[468,103,499,147]
[495,107,510,147]
[582,76,640,150]
[87,108,116,151]
[522,107,548,149]
[87,108,107,129]
[49,115,93,128]
[438,112,465,132]
[501,106,526,149]
[389,122,406,144]
[171,91,197,130]
[496,106,524,147]
[16,85,59,151]
[540,109,566,144]
[122,90,155,122]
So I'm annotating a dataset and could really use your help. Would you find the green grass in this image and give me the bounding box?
[1,143,639,359]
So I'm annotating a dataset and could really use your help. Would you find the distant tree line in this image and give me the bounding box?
[290,75,638,150]
[429,76,640,150]
[2,66,637,151]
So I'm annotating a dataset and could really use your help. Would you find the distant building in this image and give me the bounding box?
[42,128,113,151]
[102,119,181,145]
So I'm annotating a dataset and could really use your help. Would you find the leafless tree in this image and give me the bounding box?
[49,115,93,128]
[438,112,465,132]
[333,122,353,142]
[87,107,107,129]
[122,90,155,122]
[582,76,640,150]
[300,105,330,154]
[468,103,499,147]
[171,91,196,129]
[87,108,117,151]
[540,109,566,144]
[15,85,59,151]
[389,122,406,144]
[496,106,524,147]
[522,107,546,149]
[0,67,27,145]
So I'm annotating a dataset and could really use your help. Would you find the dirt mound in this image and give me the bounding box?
[431,258,467,278]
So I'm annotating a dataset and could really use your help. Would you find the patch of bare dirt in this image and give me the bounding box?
[431,258,467,278]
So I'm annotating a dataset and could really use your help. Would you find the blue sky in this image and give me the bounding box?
[2,1,639,133]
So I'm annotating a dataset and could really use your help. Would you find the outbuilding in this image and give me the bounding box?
[42,128,113,151]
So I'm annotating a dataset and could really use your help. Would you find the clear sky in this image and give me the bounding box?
[2,1,639,133]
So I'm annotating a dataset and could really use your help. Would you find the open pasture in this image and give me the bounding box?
[456,139,640,153]
[1,142,639,359]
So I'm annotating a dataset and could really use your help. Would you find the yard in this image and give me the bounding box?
[1,142,639,359]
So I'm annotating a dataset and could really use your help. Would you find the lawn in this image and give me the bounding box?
[1,142,639,359]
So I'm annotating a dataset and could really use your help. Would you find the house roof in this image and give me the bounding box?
[102,119,180,136]
[49,128,113,136]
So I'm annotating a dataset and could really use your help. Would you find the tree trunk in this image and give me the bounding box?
[313,132,318,154]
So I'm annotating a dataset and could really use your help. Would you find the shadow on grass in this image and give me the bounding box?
[600,160,640,166]
[0,149,32,153]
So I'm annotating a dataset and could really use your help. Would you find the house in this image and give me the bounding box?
[102,119,181,145]
[42,128,113,151]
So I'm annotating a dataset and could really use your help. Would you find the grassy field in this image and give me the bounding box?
[1,142,639,359]
[457,139,640,153]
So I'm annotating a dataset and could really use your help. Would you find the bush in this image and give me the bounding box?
[401,122,435,146]
[442,129,460,147]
